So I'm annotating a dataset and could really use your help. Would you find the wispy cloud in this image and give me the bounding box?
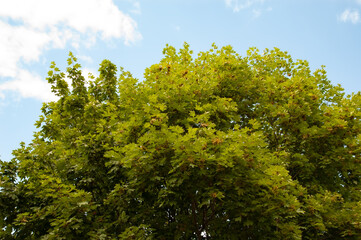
[130,1,142,15]
[0,0,142,101]
[338,9,360,24]
[252,7,272,18]
[252,9,262,18]
[122,0,141,15]
[225,0,265,12]
[78,55,93,64]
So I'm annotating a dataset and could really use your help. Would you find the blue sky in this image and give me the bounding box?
[1,0,361,162]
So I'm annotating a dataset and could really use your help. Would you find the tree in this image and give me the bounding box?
[1,43,361,239]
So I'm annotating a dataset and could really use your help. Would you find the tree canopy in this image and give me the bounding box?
[1,43,361,239]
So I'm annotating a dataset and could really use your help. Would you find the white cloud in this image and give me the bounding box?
[0,21,72,78]
[225,0,265,12]
[0,70,57,102]
[0,0,141,43]
[338,9,360,24]
[0,66,101,102]
[357,0,361,5]
[0,0,141,101]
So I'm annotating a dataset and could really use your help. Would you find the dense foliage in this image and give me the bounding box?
[2,43,361,239]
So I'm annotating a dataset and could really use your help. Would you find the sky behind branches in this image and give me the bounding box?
[1,0,361,161]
